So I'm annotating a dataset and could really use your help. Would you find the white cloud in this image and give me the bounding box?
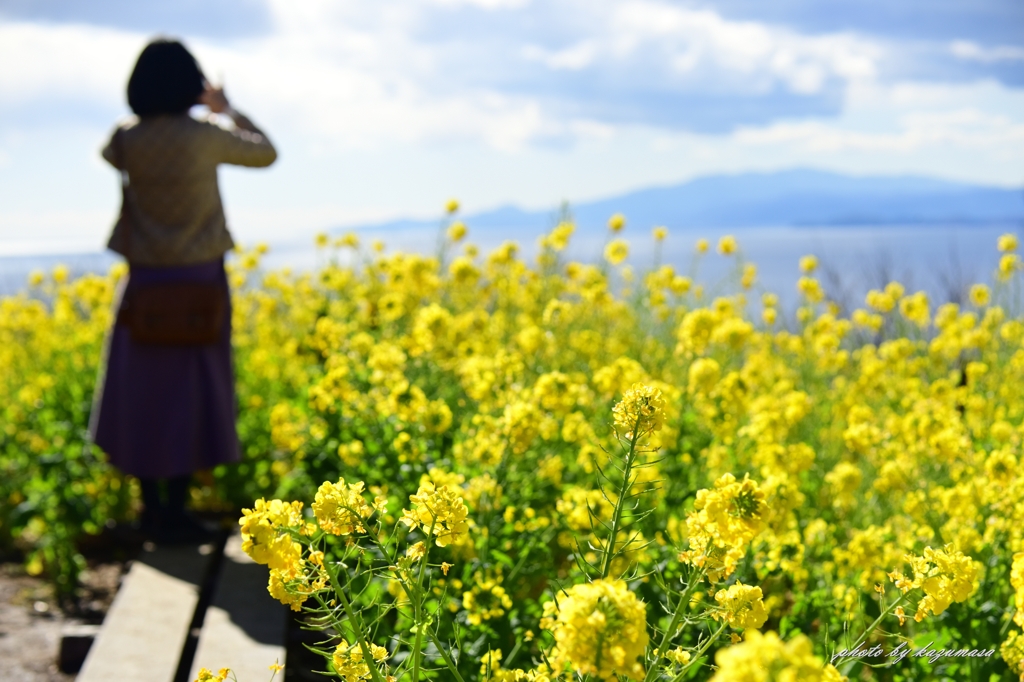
[200,0,885,149]
[728,80,1024,165]
[606,1,879,93]
[0,1,888,150]
[0,21,142,106]
[522,41,599,71]
[950,40,1024,63]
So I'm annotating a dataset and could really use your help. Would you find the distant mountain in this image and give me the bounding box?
[348,168,1024,236]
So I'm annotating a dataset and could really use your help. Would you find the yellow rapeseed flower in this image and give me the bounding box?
[195,668,230,682]
[998,233,1018,252]
[612,382,665,438]
[687,357,721,396]
[712,583,769,629]
[541,579,648,680]
[717,235,737,255]
[332,639,390,681]
[401,481,470,547]
[998,253,1020,281]
[898,291,930,327]
[447,221,467,242]
[970,283,990,307]
[1003,630,1024,677]
[865,290,895,313]
[710,631,843,682]
[463,572,513,625]
[548,222,575,251]
[797,277,824,303]
[799,255,818,273]
[678,473,766,582]
[239,499,305,570]
[652,226,668,241]
[312,478,374,535]
[605,239,629,265]
[888,544,980,622]
[741,263,757,289]
[608,213,626,232]
[337,232,360,248]
[1011,552,1024,628]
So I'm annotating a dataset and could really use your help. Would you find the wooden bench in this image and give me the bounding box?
[77,533,287,681]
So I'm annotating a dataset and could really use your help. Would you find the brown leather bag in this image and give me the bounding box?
[120,283,226,344]
[114,129,227,345]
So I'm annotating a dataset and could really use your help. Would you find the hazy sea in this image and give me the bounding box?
[2,223,1020,314]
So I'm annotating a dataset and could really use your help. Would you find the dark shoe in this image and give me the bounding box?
[157,512,219,545]
[139,508,162,539]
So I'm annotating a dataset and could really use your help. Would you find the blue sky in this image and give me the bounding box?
[0,0,1021,253]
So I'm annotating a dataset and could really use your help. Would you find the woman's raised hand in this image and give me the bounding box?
[199,82,230,114]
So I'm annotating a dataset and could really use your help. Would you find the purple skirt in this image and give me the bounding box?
[89,258,241,479]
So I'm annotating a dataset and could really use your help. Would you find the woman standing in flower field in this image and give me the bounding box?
[89,37,277,543]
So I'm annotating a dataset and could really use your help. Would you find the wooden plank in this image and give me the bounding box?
[189,534,288,679]
[78,543,212,682]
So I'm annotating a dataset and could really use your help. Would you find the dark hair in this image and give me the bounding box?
[127,38,206,116]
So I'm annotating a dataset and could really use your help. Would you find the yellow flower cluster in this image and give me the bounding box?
[660,647,691,667]
[463,571,514,625]
[239,498,331,611]
[1012,551,1024,628]
[194,668,230,682]
[611,382,666,439]
[1003,629,1024,677]
[679,473,767,581]
[332,639,390,682]
[11,218,1024,678]
[888,544,980,622]
[541,579,648,680]
[605,239,629,265]
[239,498,305,570]
[709,631,844,682]
[479,650,553,682]
[401,480,470,547]
[312,478,375,535]
[717,235,737,255]
[712,583,769,630]
[267,558,326,612]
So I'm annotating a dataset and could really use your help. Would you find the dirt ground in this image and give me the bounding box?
[0,561,123,681]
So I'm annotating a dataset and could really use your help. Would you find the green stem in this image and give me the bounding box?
[411,519,436,682]
[671,622,727,682]
[427,630,467,682]
[364,511,460,682]
[600,413,643,579]
[643,569,706,682]
[503,638,524,671]
[594,630,606,676]
[837,591,910,674]
[326,561,387,682]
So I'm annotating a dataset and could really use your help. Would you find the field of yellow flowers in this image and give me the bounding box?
[2,209,1024,681]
